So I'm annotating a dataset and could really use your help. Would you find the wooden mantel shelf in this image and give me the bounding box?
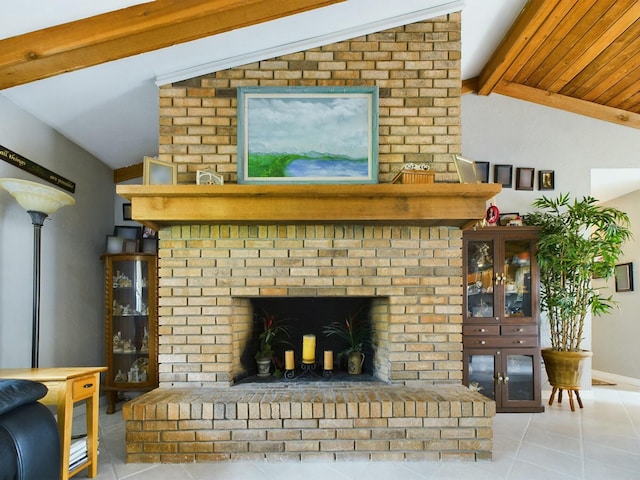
[117,183,502,229]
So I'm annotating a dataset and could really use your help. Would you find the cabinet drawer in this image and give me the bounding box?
[72,375,97,401]
[501,325,538,336]
[463,336,498,347]
[464,335,538,348]
[463,325,500,336]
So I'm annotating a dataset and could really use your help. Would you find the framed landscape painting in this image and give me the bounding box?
[237,86,379,184]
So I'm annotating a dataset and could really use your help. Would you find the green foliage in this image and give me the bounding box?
[524,193,632,352]
[323,309,373,355]
[254,309,291,361]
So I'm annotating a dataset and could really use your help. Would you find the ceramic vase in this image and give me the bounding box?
[348,351,365,375]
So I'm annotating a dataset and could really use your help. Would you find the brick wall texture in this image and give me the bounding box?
[125,12,497,464]
[158,14,462,184]
[124,384,494,462]
[157,224,463,387]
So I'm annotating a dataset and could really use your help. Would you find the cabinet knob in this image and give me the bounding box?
[478,340,486,345]
[515,340,525,344]
[514,328,524,332]
[478,328,486,333]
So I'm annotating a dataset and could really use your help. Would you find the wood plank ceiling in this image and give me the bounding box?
[464,0,640,129]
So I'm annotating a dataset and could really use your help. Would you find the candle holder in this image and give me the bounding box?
[284,362,332,380]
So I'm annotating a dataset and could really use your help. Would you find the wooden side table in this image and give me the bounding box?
[0,367,107,480]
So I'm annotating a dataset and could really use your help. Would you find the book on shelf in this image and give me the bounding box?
[70,438,87,454]
[69,437,88,470]
[69,454,88,472]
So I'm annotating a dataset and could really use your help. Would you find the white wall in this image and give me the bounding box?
[0,95,114,368]
[462,93,640,382]
[594,191,640,380]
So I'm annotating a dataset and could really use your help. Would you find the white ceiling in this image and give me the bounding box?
[2,0,635,201]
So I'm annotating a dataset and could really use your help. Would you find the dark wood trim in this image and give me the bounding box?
[114,163,144,184]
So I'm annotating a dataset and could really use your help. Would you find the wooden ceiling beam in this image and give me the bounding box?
[114,163,144,184]
[461,77,478,95]
[0,0,344,90]
[477,0,561,96]
[494,80,640,129]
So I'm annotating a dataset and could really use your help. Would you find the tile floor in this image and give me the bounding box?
[72,381,640,480]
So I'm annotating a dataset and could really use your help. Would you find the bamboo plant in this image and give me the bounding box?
[524,193,631,352]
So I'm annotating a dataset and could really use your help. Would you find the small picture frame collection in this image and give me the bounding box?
[479,162,555,191]
[106,225,157,255]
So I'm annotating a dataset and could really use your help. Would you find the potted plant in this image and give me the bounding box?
[254,309,290,377]
[524,194,631,395]
[323,311,374,374]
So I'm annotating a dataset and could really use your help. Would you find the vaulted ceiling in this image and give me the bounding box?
[1,0,638,175]
[464,0,640,129]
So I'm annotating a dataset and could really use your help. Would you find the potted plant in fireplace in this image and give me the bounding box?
[524,194,631,405]
[254,309,290,377]
[323,311,374,375]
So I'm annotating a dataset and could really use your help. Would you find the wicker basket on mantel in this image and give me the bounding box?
[391,168,435,184]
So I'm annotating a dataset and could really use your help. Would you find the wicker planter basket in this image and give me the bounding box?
[391,169,435,184]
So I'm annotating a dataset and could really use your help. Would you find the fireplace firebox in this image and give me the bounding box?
[239,297,377,381]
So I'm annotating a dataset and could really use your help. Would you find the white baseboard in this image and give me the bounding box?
[592,369,640,387]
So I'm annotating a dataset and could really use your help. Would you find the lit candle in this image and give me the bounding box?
[324,350,333,370]
[302,334,316,364]
[285,350,295,370]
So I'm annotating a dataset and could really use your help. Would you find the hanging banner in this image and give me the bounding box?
[0,144,75,193]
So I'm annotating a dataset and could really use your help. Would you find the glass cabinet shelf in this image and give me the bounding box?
[102,253,158,413]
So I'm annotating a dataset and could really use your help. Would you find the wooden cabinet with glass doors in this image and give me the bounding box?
[102,253,158,414]
[462,227,544,413]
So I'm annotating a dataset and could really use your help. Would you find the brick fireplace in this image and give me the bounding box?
[122,12,497,462]
[156,223,466,386]
[123,223,495,461]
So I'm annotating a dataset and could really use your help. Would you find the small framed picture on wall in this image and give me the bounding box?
[494,164,513,188]
[516,168,535,191]
[615,262,634,292]
[475,161,490,183]
[538,170,555,190]
[122,203,132,221]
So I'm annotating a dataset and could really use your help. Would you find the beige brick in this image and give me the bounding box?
[131,13,493,464]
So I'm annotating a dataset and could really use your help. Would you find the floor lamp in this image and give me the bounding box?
[0,178,75,368]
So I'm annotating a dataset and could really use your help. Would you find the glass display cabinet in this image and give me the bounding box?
[102,253,158,414]
[462,227,544,413]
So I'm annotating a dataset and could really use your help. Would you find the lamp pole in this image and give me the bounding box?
[28,211,48,368]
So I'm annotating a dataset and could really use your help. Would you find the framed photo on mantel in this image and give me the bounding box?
[237,86,379,185]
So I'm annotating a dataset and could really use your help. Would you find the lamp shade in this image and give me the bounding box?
[0,178,75,214]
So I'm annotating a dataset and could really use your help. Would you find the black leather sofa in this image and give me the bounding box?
[0,379,61,480]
